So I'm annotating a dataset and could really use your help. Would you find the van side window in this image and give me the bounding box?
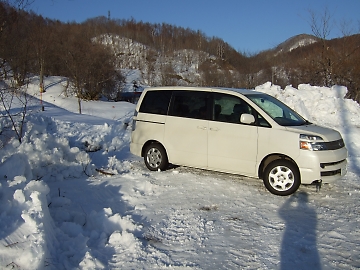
[212,93,271,127]
[169,91,209,120]
[139,90,172,115]
[213,93,251,123]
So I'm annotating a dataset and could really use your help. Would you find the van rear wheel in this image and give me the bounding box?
[144,143,168,171]
[263,160,300,196]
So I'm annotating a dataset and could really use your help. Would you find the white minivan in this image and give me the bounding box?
[130,87,347,196]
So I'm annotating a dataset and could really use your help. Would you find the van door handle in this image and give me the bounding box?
[210,127,219,131]
[197,126,207,130]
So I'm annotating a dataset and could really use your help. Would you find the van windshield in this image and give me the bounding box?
[245,94,309,126]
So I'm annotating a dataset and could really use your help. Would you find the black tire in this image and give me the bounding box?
[144,143,168,171]
[263,160,300,196]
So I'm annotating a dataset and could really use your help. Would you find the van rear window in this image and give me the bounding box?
[168,91,209,120]
[139,90,172,115]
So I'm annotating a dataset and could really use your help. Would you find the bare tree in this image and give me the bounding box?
[0,0,34,147]
[28,15,52,95]
[0,81,30,144]
[58,24,119,112]
[308,7,333,40]
[308,7,335,86]
[0,0,32,9]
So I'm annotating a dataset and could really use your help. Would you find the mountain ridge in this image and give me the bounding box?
[273,34,320,54]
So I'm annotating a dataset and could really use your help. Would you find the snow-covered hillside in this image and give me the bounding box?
[0,76,359,269]
[274,34,320,54]
[95,35,224,86]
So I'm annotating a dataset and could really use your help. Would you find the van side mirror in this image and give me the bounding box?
[240,114,255,124]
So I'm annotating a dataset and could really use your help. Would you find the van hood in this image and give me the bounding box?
[285,124,342,142]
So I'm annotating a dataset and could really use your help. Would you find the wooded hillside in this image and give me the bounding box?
[1,2,359,102]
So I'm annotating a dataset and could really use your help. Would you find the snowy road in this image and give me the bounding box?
[46,159,360,269]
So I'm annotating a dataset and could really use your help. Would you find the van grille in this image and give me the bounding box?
[321,169,341,177]
[324,139,345,150]
[320,159,346,168]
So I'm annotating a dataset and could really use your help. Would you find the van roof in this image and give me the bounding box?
[143,86,262,96]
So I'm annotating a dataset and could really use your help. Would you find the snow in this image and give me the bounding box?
[1,76,360,269]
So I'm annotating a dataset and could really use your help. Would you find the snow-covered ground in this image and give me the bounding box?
[0,76,359,269]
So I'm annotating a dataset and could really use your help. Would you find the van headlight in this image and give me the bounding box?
[300,134,326,151]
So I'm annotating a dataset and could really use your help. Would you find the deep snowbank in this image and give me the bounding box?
[255,82,360,127]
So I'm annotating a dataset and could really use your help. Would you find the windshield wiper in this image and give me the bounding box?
[302,120,312,125]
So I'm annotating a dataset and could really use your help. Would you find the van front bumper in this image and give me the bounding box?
[298,147,348,184]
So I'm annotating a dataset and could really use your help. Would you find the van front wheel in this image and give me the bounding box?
[144,143,169,171]
[263,160,300,196]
